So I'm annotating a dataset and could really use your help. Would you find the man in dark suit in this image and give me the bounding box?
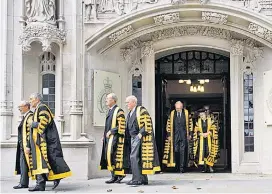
[162,101,193,173]
[100,93,126,184]
[125,95,160,186]
[14,101,33,189]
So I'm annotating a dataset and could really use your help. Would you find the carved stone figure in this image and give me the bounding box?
[85,0,99,21]
[25,0,56,24]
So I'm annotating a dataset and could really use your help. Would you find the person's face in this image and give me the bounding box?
[125,99,136,111]
[200,112,206,120]
[105,95,115,108]
[29,96,39,108]
[175,102,183,112]
[18,104,29,114]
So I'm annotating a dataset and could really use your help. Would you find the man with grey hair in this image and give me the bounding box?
[125,95,160,186]
[14,101,33,189]
[28,93,71,191]
[100,93,127,184]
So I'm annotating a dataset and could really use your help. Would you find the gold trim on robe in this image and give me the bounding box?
[162,109,193,167]
[193,117,219,167]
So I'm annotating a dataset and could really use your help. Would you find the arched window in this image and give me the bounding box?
[243,71,254,152]
[40,52,56,114]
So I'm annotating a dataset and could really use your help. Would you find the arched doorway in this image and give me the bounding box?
[155,50,231,172]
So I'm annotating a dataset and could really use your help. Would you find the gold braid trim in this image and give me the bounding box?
[114,109,126,176]
[137,106,161,174]
[205,119,219,166]
[162,110,175,167]
[106,107,119,171]
[22,112,33,177]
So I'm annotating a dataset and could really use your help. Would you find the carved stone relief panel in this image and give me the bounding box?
[248,23,272,43]
[202,11,228,25]
[108,25,134,42]
[153,12,180,25]
[25,0,56,25]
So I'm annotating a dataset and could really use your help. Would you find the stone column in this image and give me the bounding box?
[0,0,13,141]
[55,45,64,138]
[69,0,83,140]
[141,41,156,124]
[229,39,244,173]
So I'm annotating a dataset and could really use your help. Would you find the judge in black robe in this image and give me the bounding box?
[28,93,71,191]
[14,101,33,189]
[99,93,127,184]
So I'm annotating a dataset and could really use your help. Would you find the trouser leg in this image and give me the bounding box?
[36,174,46,188]
[111,171,117,179]
[179,139,186,170]
[130,136,142,182]
[19,150,29,186]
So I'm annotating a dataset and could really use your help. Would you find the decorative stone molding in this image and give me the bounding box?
[129,59,144,77]
[108,25,134,42]
[243,39,264,63]
[69,100,83,115]
[98,0,158,16]
[248,23,272,43]
[19,23,66,52]
[150,26,232,41]
[202,11,228,25]
[199,0,209,4]
[120,39,142,62]
[0,101,13,116]
[153,12,180,25]
[141,41,154,58]
[230,39,244,56]
[171,0,186,4]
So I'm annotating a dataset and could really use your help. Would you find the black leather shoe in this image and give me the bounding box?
[52,179,60,190]
[180,168,185,173]
[13,184,28,189]
[115,176,125,183]
[28,186,45,192]
[105,177,118,184]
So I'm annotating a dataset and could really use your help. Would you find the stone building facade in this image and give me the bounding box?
[1,0,272,179]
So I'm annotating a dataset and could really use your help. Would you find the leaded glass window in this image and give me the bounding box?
[243,72,254,152]
[40,52,56,114]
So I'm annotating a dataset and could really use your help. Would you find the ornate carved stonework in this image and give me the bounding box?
[202,11,228,25]
[153,12,180,25]
[69,100,83,115]
[25,0,56,24]
[230,39,244,55]
[19,23,66,52]
[120,48,133,63]
[248,23,272,43]
[108,25,134,42]
[199,0,209,4]
[141,41,154,57]
[150,26,232,41]
[129,59,144,77]
[85,0,99,22]
[98,0,158,16]
[243,38,264,63]
[171,0,186,5]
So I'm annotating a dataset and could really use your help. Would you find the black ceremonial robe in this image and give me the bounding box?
[100,106,127,175]
[29,103,72,180]
[162,109,193,168]
[124,106,161,174]
[193,117,219,167]
[15,111,33,177]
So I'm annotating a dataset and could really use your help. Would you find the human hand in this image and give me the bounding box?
[106,131,111,138]
[25,147,30,154]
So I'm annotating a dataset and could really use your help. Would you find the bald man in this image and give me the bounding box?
[162,101,193,173]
